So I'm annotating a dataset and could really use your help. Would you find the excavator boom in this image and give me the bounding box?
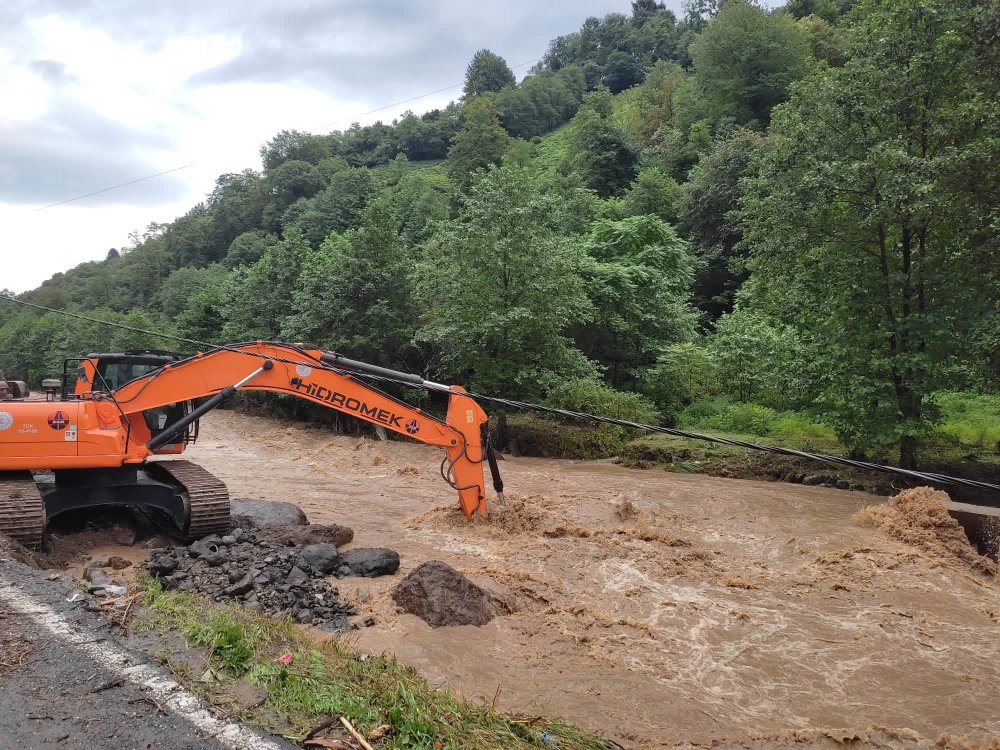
[112,342,495,518]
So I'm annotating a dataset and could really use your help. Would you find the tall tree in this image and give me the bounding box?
[740,0,1000,467]
[620,167,682,224]
[783,0,852,24]
[261,160,324,232]
[207,169,268,251]
[566,90,640,198]
[679,129,762,320]
[463,49,516,98]
[220,230,310,341]
[417,165,595,396]
[603,50,644,93]
[260,130,332,170]
[388,171,452,245]
[574,215,698,388]
[689,0,810,126]
[446,98,513,187]
[284,200,416,368]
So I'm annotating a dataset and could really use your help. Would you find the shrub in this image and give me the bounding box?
[642,343,719,423]
[496,379,661,459]
[708,308,805,408]
[679,396,777,436]
[503,414,630,459]
[770,413,839,447]
[545,377,660,425]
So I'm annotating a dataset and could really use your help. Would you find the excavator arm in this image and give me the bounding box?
[109,342,499,518]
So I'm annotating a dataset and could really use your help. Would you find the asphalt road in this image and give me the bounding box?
[0,557,294,750]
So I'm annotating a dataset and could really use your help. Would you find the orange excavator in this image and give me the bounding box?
[0,343,504,549]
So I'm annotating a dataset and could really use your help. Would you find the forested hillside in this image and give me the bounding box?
[2,0,998,469]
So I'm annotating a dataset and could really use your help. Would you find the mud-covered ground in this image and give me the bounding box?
[62,412,1000,747]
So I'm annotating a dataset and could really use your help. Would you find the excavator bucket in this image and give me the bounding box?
[444,387,492,518]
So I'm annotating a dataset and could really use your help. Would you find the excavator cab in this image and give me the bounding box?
[70,350,177,394]
[68,351,197,452]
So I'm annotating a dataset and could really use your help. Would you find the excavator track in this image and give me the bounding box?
[0,472,46,550]
[154,460,230,540]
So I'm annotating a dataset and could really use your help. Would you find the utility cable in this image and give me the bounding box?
[0,294,213,350]
[3,292,995,496]
[349,371,1000,495]
[33,163,197,212]
[30,56,542,212]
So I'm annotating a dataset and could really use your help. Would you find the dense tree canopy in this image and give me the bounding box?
[679,130,761,319]
[689,0,810,125]
[740,0,1000,466]
[446,98,513,187]
[575,215,698,388]
[566,90,640,198]
[418,165,595,396]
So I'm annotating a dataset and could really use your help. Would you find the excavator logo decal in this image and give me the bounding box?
[47,411,70,430]
[291,379,403,428]
[406,419,420,434]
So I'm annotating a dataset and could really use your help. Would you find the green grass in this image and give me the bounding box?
[933,391,1000,449]
[531,124,574,174]
[620,434,743,472]
[504,413,632,459]
[139,576,609,750]
[375,158,446,176]
[677,397,842,453]
[625,392,1000,479]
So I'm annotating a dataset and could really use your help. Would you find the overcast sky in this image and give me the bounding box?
[1,0,704,293]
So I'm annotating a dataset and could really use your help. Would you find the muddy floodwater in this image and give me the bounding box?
[177,412,1000,748]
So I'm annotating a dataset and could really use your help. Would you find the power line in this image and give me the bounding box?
[33,163,197,213]
[304,82,464,134]
[0,293,210,349]
[29,56,543,213]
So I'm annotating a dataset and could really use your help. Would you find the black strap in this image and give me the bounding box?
[481,424,504,495]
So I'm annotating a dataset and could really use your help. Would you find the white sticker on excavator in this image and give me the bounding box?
[0,412,12,431]
[296,365,312,377]
[467,409,474,423]
[64,426,77,442]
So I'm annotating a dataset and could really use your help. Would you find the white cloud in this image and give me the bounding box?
[4,0,703,293]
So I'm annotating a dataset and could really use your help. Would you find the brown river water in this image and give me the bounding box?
[125,412,1000,747]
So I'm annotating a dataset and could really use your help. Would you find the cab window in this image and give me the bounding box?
[97,362,160,391]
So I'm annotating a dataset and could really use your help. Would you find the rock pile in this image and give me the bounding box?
[145,524,399,632]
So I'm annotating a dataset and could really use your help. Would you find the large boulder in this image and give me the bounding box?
[392,561,494,627]
[261,523,354,549]
[230,499,308,529]
[298,543,340,575]
[336,548,400,578]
